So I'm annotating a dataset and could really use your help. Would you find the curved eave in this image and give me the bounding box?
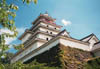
[32,14,62,28]
[11,39,47,60]
[32,14,55,24]
[40,21,62,28]
[19,30,33,40]
[33,31,56,38]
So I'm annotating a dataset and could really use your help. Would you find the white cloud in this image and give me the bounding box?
[8,45,13,48]
[0,29,14,35]
[16,28,26,34]
[1,55,5,58]
[0,29,16,44]
[0,28,26,44]
[5,37,17,44]
[61,19,71,26]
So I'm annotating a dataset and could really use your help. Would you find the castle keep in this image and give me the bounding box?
[11,13,100,63]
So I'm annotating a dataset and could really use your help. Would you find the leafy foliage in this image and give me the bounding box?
[13,44,24,50]
[23,0,38,4]
[0,0,38,59]
[84,57,100,69]
[1,52,14,64]
[3,60,60,69]
[0,64,4,69]
[0,0,18,59]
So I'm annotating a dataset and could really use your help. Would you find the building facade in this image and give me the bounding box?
[11,13,100,63]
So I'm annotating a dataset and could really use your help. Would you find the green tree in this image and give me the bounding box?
[4,60,61,69]
[0,0,37,60]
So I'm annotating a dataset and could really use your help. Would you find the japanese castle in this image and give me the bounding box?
[11,13,100,63]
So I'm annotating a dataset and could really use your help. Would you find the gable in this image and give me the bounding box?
[80,34,93,42]
[89,36,99,44]
[61,30,70,37]
[81,36,92,42]
[80,34,99,43]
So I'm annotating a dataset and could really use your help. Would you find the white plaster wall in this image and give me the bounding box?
[21,33,31,43]
[11,42,38,63]
[12,36,90,63]
[25,42,45,55]
[61,31,70,37]
[40,22,60,30]
[36,33,52,40]
[37,42,45,48]
[39,27,58,35]
[11,41,46,63]
[23,37,89,62]
[60,39,90,51]
[23,39,60,62]
[89,37,97,50]
[40,22,47,26]
[49,25,60,30]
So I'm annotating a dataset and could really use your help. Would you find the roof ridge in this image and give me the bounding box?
[80,33,94,41]
[55,29,66,37]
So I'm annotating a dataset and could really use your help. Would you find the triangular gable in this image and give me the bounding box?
[80,33,99,43]
[89,34,99,43]
[60,30,70,37]
[56,29,70,37]
[80,34,93,42]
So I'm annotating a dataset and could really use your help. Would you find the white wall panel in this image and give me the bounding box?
[22,33,31,43]
[60,39,90,51]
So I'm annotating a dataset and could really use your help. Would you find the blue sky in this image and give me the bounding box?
[7,0,100,46]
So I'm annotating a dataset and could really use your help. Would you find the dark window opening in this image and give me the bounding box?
[47,25,49,27]
[46,38,49,41]
[46,31,48,33]
[50,32,52,34]
[55,28,56,29]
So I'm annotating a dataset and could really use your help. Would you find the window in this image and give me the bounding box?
[50,32,52,34]
[46,31,48,33]
[47,25,49,27]
[46,38,49,41]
